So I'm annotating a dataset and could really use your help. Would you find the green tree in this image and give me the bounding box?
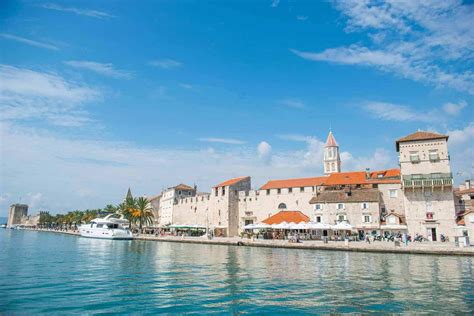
[131,197,154,230]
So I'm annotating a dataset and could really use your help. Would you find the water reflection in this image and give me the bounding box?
[0,230,473,314]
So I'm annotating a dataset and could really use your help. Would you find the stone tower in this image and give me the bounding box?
[7,204,28,227]
[324,130,341,175]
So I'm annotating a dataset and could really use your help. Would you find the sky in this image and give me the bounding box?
[0,0,473,216]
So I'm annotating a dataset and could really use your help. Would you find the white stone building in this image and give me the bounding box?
[396,131,456,241]
[157,184,196,226]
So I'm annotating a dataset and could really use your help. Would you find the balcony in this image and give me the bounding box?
[403,173,453,190]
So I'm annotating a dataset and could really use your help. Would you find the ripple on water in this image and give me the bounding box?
[0,230,473,314]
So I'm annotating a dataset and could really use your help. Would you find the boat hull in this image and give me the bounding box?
[79,227,133,240]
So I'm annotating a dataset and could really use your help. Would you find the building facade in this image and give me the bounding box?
[396,131,456,241]
[150,130,459,239]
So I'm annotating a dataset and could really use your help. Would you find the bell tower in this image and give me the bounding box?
[324,130,341,175]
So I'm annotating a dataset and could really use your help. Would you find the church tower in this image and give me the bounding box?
[324,130,341,175]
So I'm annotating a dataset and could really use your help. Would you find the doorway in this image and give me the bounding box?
[427,228,437,241]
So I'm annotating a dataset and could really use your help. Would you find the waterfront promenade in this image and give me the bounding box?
[27,228,474,256]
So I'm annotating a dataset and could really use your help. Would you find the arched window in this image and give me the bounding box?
[278,203,287,209]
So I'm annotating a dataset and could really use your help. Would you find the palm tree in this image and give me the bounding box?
[104,204,117,214]
[132,197,154,231]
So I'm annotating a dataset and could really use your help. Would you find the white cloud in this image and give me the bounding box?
[293,1,474,94]
[0,64,100,127]
[447,122,474,145]
[291,46,403,67]
[0,33,58,50]
[341,148,394,172]
[149,59,182,69]
[63,61,132,79]
[443,101,467,116]
[257,141,272,163]
[446,122,474,180]
[363,101,437,122]
[271,0,280,8]
[39,3,115,19]
[279,98,306,109]
[198,138,246,145]
[27,193,43,210]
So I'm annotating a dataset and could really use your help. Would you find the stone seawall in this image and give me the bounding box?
[21,228,474,256]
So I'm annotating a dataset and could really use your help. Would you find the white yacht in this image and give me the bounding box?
[79,214,133,240]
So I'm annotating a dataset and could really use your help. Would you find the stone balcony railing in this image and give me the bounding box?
[402,173,453,189]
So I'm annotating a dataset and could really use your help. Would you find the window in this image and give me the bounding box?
[277,188,281,194]
[266,189,270,195]
[288,188,293,193]
[361,202,369,210]
[315,204,322,211]
[410,151,420,163]
[215,188,218,197]
[426,201,432,211]
[337,203,344,210]
[278,203,287,209]
[388,216,396,224]
[363,215,372,223]
[316,216,321,223]
[178,190,182,195]
[338,214,347,221]
[222,188,225,195]
[426,212,434,220]
[300,187,305,192]
[429,149,439,161]
[389,189,398,198]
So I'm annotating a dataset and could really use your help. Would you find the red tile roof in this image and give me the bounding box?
[174,184,195,191]
[260,176,327,190]
[262,211,310,225]
[323,169,401,186]
[214,176,250,188]
[396,131,448,151]
[325,131,338,147]
[457,188,474,195]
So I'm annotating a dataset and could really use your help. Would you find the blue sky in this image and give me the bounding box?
[0,0,473,215]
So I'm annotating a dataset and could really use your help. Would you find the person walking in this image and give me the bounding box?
[365,234,371,244]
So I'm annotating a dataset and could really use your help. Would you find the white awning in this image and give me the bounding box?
[306,222,331,230]
[331,221,353,230]
[380,224,408,230]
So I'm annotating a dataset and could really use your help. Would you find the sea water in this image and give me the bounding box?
[1,230,473,314]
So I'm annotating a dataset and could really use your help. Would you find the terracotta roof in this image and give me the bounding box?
[309,189,381,204]
[173,184,195,191]
[262,211,310,225]
[385,212,406,224]
[325,131,338,147]
[457,188,474,195]
[260,176,327,190]
[214,176,250,188]
[323,169,401,186]
[396,131,448,151]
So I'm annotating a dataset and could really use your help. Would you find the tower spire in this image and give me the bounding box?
[323,130,341,175]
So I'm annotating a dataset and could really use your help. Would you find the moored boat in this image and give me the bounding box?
[79,214,133,240]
